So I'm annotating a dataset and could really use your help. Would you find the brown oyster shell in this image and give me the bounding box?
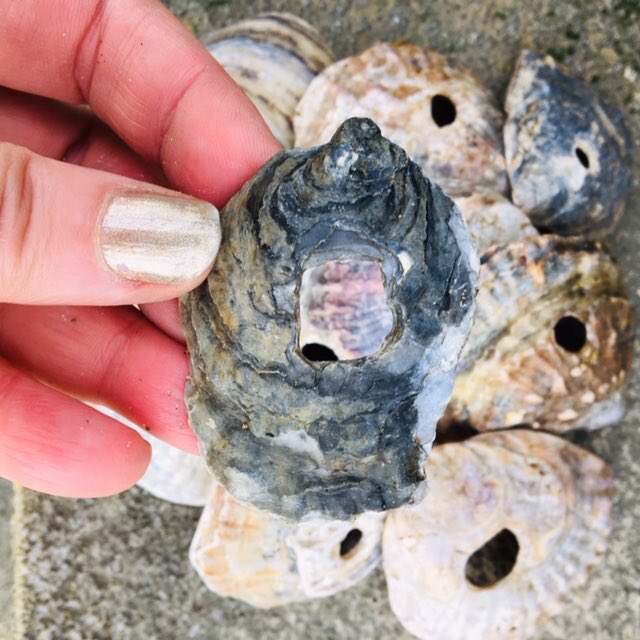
[293,42,508,196]
[189,484,385,608]
[447,235,634,432]
[383,429,613,640]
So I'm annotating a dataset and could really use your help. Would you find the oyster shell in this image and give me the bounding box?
[294,42,508,196]
[504,50,633,238]
[447,235,633,432]
[383,429,613,640]
[204,12,334,148]
[189,483,385,608]
[137,437,212,507]
[453,191,538,256]
[181,118,479,521]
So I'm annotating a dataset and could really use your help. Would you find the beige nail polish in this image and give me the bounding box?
[99,193,221,284]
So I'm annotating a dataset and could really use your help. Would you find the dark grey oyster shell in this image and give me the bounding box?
[181,118,478,521]
[504,50,633,238]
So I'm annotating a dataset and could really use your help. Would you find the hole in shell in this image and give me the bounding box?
[575,146,590,169]
[554,316,587,353]
[465,528,520,588]
[339,528,363,557]
[431,94,457,127]
[301,343,338,362]
[434,417,480,445]
[298,260,394,361]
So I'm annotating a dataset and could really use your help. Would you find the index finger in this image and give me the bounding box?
[0,0,280,206]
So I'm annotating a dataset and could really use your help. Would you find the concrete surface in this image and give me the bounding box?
[6,1,640,638]
[0,479,13,640]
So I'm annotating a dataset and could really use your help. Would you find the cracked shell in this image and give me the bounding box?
[504,50,633,238]
[189,483,385,608]
[203,12,334,148]
[383,429,612,640]
[294,42,508,197]
[181,118,478,521]
[447,235,634,432]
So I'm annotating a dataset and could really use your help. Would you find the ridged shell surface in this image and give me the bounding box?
[504,50,633,238]
[181,118,478,521]
[383,430,613,640]
[204,13,334,148]
[189,484,384,608]
[448,235,633,431]
[294,42,508,196]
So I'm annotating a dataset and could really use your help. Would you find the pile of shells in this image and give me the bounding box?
[136,13,634,640]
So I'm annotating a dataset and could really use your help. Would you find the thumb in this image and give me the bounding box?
[0,142,220,305]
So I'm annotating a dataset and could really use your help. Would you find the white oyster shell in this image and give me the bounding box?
[453,191,538,256]
[137,436,212,507]
[204,12,334,148]
[383,429,612,640]
[189,483,385,608]
[294,42,508,196]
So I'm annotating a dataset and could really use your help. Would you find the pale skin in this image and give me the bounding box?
[0,0,281,497]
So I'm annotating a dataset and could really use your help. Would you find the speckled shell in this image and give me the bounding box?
[137,437,213,507]
[204,13,334,148]
[383,430,613,640]
[181,118,478,521]
[447,235,633,431]
[453,191,538,256]
[294,42,508,196]
[189,484,385,608]
[504,50,633,238]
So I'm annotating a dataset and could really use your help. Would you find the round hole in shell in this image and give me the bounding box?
[298,260,394,361]
[339,528,363,558]
[554,315,587,353]
[465,528,520,588]
[575,146,590,169]
[431,94,457,127]
[301,343,338,362]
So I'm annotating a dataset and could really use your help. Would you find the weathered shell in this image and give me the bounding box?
[204,13,334,148]
[504,50,633,238]
[453,191,538,256]
[294,42,508,196]
[181,118,479,521]
[189,483,385,608]
[383,429,613,640]
[447,235,634,432]
[137,437,213,507]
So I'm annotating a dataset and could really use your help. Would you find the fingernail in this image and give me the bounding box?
[99,193,221,284]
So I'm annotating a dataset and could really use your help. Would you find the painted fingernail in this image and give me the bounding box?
[99,193,221,284]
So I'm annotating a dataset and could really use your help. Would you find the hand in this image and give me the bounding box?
[0,0,280,497]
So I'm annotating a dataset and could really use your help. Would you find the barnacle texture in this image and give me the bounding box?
[294,42,508,196]
[448,236,633,431]
[181,118,478,521]
[504,50,633,238]
[204,12,334,148]
[189,484,384,608]
[383,430,613,640]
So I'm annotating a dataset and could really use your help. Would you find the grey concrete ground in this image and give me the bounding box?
[0,479,13,640]
[5,0,640,638]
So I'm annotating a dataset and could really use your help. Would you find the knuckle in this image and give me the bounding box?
[0,143,38,300]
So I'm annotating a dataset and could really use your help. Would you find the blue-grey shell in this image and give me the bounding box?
[504,50,633,238]
[181,118,478,521]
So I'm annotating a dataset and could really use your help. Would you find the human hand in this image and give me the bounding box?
[0,0,280,497]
